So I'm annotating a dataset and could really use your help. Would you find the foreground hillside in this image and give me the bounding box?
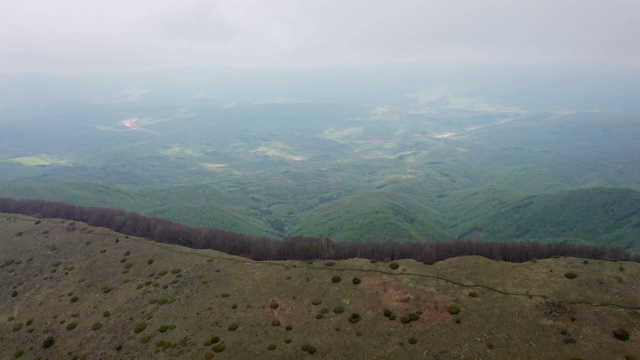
[1,214,639,360]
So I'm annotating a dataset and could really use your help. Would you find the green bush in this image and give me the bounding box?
[408,338,417,344]
[147,258,154,265]
[324,261,335,267]
[270,301,279,309]
[613,328,630,341]
[271,320,281,326]
[348,313,361,324]
[66,322,78,331]
[14,348,24,358]
[564,273,578,279]
[204,352,215,359]
[331,276,341,283]
[352,277,361,285]
[103,311,111,318]
[140,335,151,344]
[383,309,392,317]
[286,325,292,331]
[92,322,103,331]
[311,299,322,305]
[447,306,461,315]
[213,342,226,353]
[624,354,637,360]
[158,325,169,332]
[12,323,23,332]
[468,292,478,297]
[267,344,277,351]
[228,323,239,331]
[26,318,34,326]
[42,336,55,349]
[301,344,317,354]
[333,306,345,314]
[211,336,220,344]
[389,262,399,270]
[315,314,323,319]
[220,293,230,298]
[134,323,147,333]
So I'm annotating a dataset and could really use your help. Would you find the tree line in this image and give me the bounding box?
[1,197,637,263]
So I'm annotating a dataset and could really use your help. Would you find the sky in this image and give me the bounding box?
[1,0,639,74]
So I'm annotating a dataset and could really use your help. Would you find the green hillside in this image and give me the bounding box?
[290,191,450,241]
[456,187,640,251]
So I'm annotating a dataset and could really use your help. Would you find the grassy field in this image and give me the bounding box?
[1,214,638,359]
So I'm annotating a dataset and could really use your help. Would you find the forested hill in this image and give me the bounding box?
[454,187,640,250]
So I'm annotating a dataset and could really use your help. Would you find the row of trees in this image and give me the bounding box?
[1,197,637,263]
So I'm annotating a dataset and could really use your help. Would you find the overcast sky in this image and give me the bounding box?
[1,0,639,74]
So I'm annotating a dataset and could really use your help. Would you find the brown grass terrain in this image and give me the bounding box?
[1,214,639,360]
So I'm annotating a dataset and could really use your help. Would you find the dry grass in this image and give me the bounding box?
[1,214,639,359]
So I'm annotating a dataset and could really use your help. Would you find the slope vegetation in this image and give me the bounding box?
[1,215,639,360]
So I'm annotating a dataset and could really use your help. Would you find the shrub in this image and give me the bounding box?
[468,292,478,297]
[203,339,212,346]
[624,354,637,360]
[103,311,111,318]
[92,322,103,331]
[26,318,34,326]
[613,328,630,341]
[140,335,151,344]
[124,263,133,269]
[408,338,417,344]
[301,344,317,354]
[448,306,461,315]
[284,338,292,343]
[312,299,322,305]
[270,301,279,309]
[271,320,281,326]
[220,293,230,298]
[211,336,220,344]
[315,314,323,319]
[267,344,277,351]
[331,276,342,283]
[213,342,225,353]
[157,297,170,305]
[14,348,24,358]
[348,313,361,324]
[564,273,578,279]
[333,306,345,314]
[409,313,419,321]
[228,322,239,331]
[324,261,335,267]
[134,323,147,333]
[352,277,361,284]
[42,336,55,349]
[389,262,399,270]
[204,352,215,359]
[171,268,181,274]
[66,322,77,331]
[12,323,23,332]
[70,296,79,303]
[158,325,169,332]
[383,309,392,317]
[286,325,292,331]
[147,258,154,265]
[563,338,577,344]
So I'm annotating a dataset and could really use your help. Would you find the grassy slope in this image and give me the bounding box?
[1,214,639,360]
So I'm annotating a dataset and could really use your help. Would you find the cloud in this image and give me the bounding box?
[1,0,639,74]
